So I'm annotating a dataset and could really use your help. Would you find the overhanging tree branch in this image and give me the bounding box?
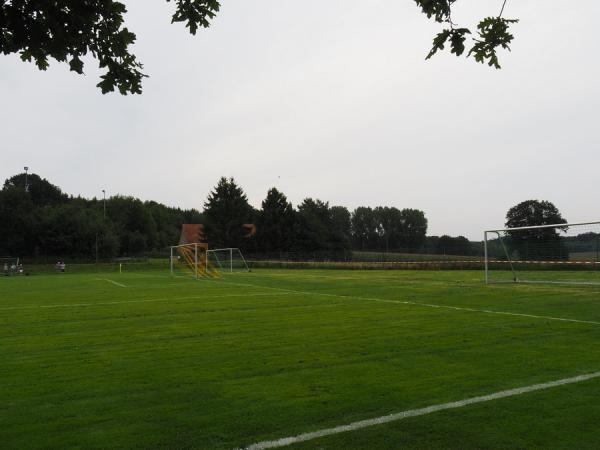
[0,0,517,95]
[415,0,518,68]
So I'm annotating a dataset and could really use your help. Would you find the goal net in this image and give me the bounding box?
[2,257,20,276]
[170,243,219,279]
[484,221,600,285]
[207,248,250,273]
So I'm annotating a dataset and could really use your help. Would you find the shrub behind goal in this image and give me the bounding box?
[484,221,600,285]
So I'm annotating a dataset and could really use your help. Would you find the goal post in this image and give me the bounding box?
[170,243,219,279]
[207,248,250,273]
[169,245,249,278]
[1,257,20,276]
[484,221,600,285]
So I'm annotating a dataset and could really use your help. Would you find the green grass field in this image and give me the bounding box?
[2,269,600,449]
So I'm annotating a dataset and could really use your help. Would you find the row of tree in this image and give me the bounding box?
[191,177,431,256]
[0,173,202,260]
[205,179,481,258]
[0,173,442,260]
[3,172,585,262]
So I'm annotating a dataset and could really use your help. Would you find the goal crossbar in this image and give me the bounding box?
[486,220,600,233]
[484,221,600,285]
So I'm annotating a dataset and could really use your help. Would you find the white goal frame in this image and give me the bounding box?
[207,248,250,273]
[2,257,20,276]
[484,220,600,285]
[170,243,207,279]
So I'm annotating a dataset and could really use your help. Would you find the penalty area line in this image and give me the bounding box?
[96,278,127,288]
[215,279,600,326]
[0,291,302,311]
[241,371,600,450]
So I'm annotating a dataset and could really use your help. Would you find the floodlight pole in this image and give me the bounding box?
[24,166,29,192]
[102,189,106,219]
[170,246,174,276]
[230,248,233,273]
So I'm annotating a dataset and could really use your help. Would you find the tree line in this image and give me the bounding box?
[6,171,585,263]
[2,173,479,260]
[166,177,435,258]
[0,173,202,260]
[5,172,583,263]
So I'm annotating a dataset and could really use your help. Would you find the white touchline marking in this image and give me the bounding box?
[0,291,302,311]
[370,299,600,326]
[96,278,127,288]
[215,279,600,326]
[241,371,600,450]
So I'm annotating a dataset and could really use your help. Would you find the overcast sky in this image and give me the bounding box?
[1,1,598,239]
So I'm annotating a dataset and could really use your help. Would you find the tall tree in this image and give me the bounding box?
[106,196,159,254]
[256,188,295,253]
[329,206,352,252]
[353,206,427,252]
[0,185,37,256]
[0,1,516,94]
[292,199,351,254]
[505,200,566,230]
[203,177,254,249]
[351,207,378,251]
[3,172,67,206]
[505,200,568,260]
[399,208,428,251]
[374,207,402,252]
[293,198,331,254]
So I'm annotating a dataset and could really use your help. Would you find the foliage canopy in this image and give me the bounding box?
[0,0,516,94]
[504,199,568,261]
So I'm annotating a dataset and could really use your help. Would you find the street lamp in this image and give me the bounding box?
[24,166,29,192]
[102,189,106,219]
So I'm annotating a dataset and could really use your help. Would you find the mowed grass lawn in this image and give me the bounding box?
[1,269,600,449]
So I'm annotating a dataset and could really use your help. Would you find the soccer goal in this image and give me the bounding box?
[170,243,219,279]
[484,221,600,285]
[207,248,250,273]
[1,257,20,276]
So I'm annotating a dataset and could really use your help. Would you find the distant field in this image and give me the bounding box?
[351,251,481,262]
[250,251,483,270]
[570,251,600,261]
[2,269,600,449]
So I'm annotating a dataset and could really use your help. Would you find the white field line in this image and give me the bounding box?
[215,279,600,326]
[242,371,600,450]
[0,291,301,312]
[96,278,127,288]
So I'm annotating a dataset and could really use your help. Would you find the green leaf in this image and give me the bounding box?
[426,29,451,60]
[69,56,84,74]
